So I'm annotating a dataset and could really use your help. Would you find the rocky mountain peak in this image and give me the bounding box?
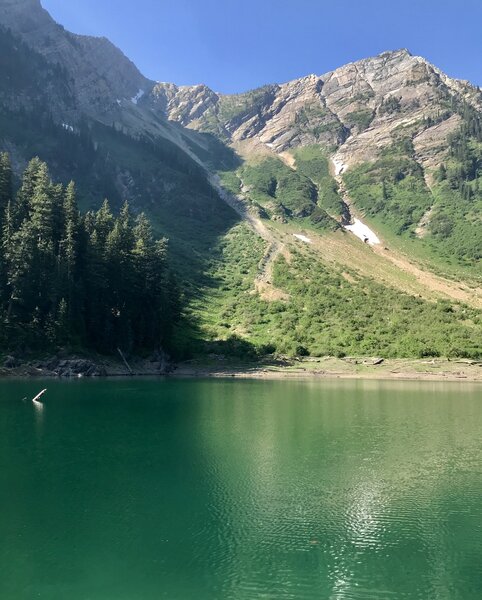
[1,2,480,190]
[150,82,219,126]
[145,47,481,173]
[0,0,152,126]
[0,0,51,33]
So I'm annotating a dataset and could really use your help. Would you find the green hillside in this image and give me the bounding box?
[189,223,481,360]
[344,114,482,275]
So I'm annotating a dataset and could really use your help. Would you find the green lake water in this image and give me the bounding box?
[0,378,481,599]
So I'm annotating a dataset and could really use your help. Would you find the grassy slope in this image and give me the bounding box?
[292,146,347,218]
[219,151,339,230]
[190,221,482,360]
[343,140,482,281]
[190,137,481,361]
[171,100,482,361]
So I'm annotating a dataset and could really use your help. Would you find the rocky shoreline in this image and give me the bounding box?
[1,355,481,383]
[0,352,173,379]
[174,357,482,383]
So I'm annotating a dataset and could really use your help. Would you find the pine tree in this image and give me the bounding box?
[0,155,13,313]
[104,202,136,350]
[0,154,180,354]
[30,162,55,249]
[0,153,12,216]
[7,220,37,322]
[132,213,164,347]
[94,199,114,245]
[14,157,43,226]
[62,182,80,283]
[1,200,14,312]
[58,182,81,339]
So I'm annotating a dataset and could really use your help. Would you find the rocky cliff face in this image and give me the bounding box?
[150,83,220,126]
[0,0,153,126]
[151,76,347,150]
[3,0,480,177]
[149,49,482,175]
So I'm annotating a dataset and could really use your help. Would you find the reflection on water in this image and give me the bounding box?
[194,380,482,599]
[31,394,46,444]
[0,378,481,599]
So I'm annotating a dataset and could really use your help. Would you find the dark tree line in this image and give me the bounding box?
[0,154,181,354]
[431,104,482,205]
[440,104,482,193]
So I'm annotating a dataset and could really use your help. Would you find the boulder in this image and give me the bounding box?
[3,355,18,369]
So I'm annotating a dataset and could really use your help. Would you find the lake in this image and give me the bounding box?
[0,378,481,599]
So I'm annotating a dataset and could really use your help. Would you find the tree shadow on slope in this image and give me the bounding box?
[0,109,244,355]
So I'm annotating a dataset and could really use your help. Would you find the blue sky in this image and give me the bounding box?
[42,0,481,93]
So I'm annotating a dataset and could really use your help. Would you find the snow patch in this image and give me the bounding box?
[344,219,380,246]
[116,99,122,106]
[62,123,74,132]
[131,89,145,105]
[293,234,312,244]
[333,158,346,176]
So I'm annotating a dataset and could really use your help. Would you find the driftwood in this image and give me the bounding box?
[32,389,47,404]
[117,348,133,375]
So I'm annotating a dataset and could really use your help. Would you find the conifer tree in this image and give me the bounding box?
[0,153,12,216]
[14,157,43,226]
[0,154,13,312]
[62,181,79,282]
[0,154,181,354]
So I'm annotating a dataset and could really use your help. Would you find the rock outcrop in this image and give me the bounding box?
[148,49,482,174]
[2,1,480,176]
[0,0,150,117]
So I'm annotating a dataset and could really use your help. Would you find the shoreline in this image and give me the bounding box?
[1,356,481,383]
[172,355,482,383]
[172,361,482,383]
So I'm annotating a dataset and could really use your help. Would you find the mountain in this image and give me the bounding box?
[0,0,234,155]
[0,0,148,120]
[150,49,482,270]
[0,0,480,360]
[150,49,481,169]
[0,0,238,294]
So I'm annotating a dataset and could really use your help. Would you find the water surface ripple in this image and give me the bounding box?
[0,378,481,599]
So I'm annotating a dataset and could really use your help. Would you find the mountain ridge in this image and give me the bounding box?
[150,48,479,105]
[2,0,480,178]
[150,47,481,169]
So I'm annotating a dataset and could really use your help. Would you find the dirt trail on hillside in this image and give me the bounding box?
[179,138,289,299]
[209,174,289,300]
[373,245,482,307]
[181,138,287,291]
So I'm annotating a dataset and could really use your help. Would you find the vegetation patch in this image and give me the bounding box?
[293,146,347,218]
[346,109,374,131]
[238,156,338,229]
[344,147,432,235]
[344,110,482,270]
[191,224,482,360]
